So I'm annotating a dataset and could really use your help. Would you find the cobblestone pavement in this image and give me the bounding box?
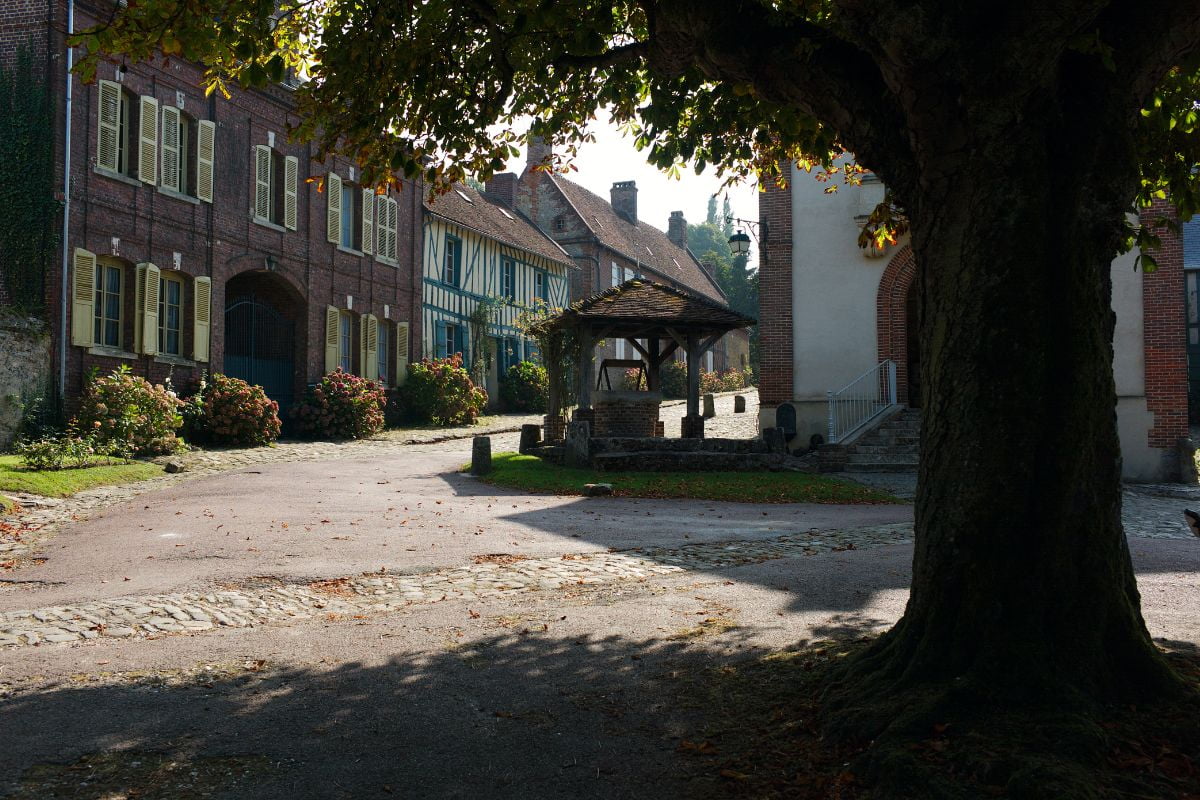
[843,472,1200,540]
[0,521,908,648]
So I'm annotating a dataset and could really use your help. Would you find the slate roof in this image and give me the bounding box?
[1184,217,1200,269]
[535,279,754,334]
[424,184,575,269]
[548,176,727,302]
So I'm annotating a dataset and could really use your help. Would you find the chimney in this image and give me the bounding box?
[667,210,687,248]
[526,135,552,171]
[700,254,719,279]
[484,172,518,208]
[610,181,638,223]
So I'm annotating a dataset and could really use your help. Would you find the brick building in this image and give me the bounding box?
[756,162,1190,481]
[3,0,422,415]
[503,139,750,373]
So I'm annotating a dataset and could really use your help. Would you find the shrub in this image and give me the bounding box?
[73,366,182,456]
[16,434,130,470]
[700,368,747,394]
[291,368,386,440]
[499,361,548,413]
[184,373,281,447]
[660,361,688,399]
[619,367,646,391]
[397,354,488,426]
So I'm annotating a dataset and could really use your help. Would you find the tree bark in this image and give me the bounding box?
[832,80,1183,731]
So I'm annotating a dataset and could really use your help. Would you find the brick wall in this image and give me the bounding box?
[55,3,421,408]
[1141,199,1188,452]
[876,244,916,404]
[0,0,50,73]
[593,396,659,437]
[757,172,793,407]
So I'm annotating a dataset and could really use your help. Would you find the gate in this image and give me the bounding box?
[224,295,295,410]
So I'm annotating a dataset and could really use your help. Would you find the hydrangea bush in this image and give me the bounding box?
[499,361,548,413]
[183,373,281,446]
[73,365,182,456]
[397,355,488,426]
[291,369,386,440]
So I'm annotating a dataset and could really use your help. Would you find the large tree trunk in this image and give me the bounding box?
[829,83,1184,749]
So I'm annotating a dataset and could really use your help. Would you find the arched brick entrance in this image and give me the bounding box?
[876,244,918,405]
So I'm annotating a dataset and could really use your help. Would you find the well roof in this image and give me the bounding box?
[533,279,755,336]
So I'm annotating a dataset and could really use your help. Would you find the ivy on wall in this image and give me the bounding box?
[0,45,59,314]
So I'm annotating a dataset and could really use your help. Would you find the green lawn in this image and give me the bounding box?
[472,452,902,504]
[0,494,13,514]
[0,455,162,498]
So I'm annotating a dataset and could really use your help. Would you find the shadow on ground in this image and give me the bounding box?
[0,621,880,800]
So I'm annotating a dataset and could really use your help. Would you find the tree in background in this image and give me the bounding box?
[77,1,1200,793]
[687,221,758,370]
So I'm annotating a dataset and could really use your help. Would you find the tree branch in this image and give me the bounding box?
[1103,0,1200,104]
[645,0,916,196]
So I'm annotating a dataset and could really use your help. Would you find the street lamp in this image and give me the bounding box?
[728,229,752,255]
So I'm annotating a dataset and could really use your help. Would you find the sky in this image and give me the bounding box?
[500,112,760,267]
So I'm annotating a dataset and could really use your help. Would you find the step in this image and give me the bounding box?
[843,462,919,473]
[591,451,785,473]
[846,453,919,465]
[850,444,920,455]
[589,437,769,455]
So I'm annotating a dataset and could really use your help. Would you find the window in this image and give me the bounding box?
[158,274,183,355]
[339,312,353,372]
[444,236,461,286]
[94,262,123,348]
[624,267,635,283]
[340,182,359,249]
[612,263,620,288]
[501,258,516,300]
[436,321,465,359]
[97,82,139,178]
[374,194,399,261]
[377,322,389,385]
[160,107,198,197]
[534,270,548,303]
[255,145,298,229]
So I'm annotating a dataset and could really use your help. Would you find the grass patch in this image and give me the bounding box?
[0,454,161,498]
[472,452,901,504]
[0,495,14,514]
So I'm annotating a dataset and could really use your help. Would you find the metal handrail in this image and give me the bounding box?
[827,360,898,444]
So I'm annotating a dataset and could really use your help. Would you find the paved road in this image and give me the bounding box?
[1,396,1198,799]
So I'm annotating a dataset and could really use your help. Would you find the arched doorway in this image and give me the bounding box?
[876,244,920,407]
[223,272,304,413]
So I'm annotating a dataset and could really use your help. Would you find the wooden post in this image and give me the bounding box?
[578,325,594,410]
[686,333,700,418]
[647,337,661,392]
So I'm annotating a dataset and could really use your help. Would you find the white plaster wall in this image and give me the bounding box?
[790,163,892,402]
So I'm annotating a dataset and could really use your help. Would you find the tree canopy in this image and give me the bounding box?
[76,1,1200,248]
[77,2,1200,795]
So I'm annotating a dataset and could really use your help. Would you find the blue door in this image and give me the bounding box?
[224,296,295,411]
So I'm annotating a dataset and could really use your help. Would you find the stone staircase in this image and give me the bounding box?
[842,409,921,472]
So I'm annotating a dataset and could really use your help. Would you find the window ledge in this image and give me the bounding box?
[93,167,143,188]
[251,216,288,233]
[337,245,365,257]
[154,354,197,368]
[376,256,398,267]
[87,346,138,360]
[157,187,201,205]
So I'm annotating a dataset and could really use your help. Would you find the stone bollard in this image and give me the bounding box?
[565,420,592,468]
[734,395,746,413]
[519,424,542,455]
[702,393,716,418]
[1179,437,1200,484]
[762,427,787,454]
[471,436,492,475]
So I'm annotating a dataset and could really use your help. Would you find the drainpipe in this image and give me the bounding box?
[57,0,75,400]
